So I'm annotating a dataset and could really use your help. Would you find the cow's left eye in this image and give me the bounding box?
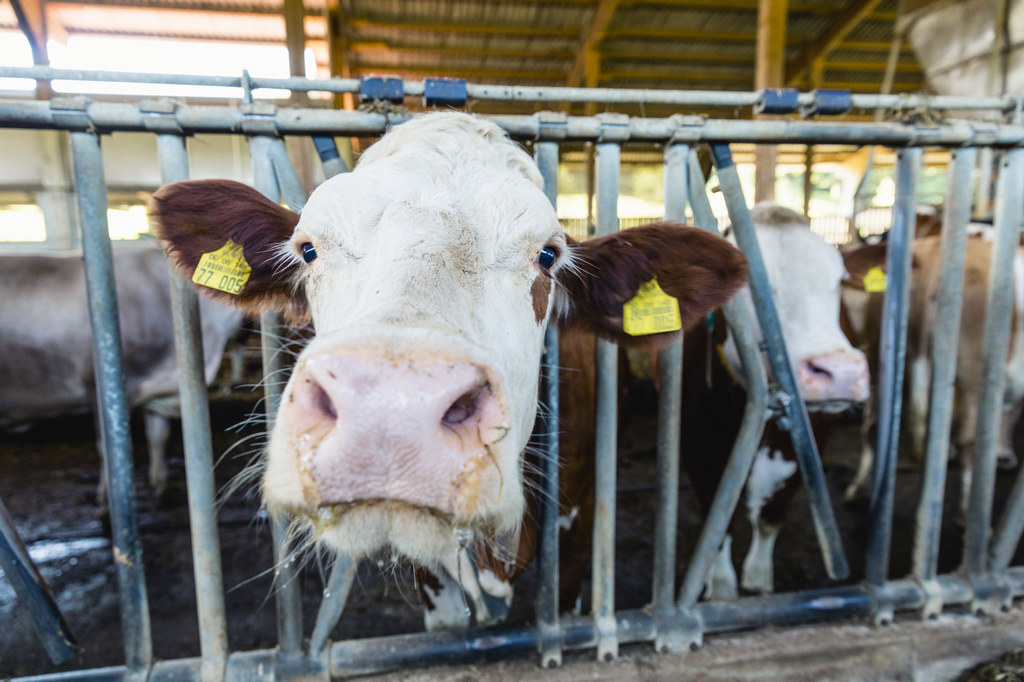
[300,242,317,263]
[537,245,558,270]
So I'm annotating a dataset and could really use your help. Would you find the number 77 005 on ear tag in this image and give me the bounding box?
[192,239,252,295]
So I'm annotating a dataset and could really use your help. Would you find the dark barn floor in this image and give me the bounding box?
[2,390,1023,679]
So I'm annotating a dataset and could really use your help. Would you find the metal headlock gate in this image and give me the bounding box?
[4,66,1024,681]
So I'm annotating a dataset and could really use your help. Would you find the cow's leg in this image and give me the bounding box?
[144,409,171,499]
[998,400,1022,470]
[741,446,797,594]
[908,354,931,463]
[956,397,979,519]
[742,520,781,594]
[704,535,738,600]
[416,566,471,631]
[845,399,877,503]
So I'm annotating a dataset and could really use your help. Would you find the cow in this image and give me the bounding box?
[680,203,871,598]
[149,111,750,628]
[841,234,1024,513]
[0,240,244,499]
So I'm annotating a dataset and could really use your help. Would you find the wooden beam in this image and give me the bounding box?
[607,25,755,41]
[347,17,579,38]
[754,0,787,203]
[350,42,576,61]
[10,0,49,62]
[566,0,622,86]
[785,0,885,85]
[348,63,568,81]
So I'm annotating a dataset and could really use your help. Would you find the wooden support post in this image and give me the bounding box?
[326,0,356,165]
[11,0,53,99]
[804,57,824,217]
[754,0,788,203]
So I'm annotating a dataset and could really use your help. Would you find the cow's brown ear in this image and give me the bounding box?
[149,179,308,324]
[556,222,748,348]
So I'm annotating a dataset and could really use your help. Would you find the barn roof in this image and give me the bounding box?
[1,0,925,118]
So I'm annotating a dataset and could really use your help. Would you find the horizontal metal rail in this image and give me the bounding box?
[1,65,1020,112]
[14,569,1024,682]
[3,99,1024,146]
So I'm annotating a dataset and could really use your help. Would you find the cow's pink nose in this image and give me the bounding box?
[796,352,870,404]
[285,351,506,514]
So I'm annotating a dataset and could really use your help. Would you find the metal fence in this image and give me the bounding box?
[2,68,1024,681]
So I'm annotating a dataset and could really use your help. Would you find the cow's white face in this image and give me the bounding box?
[722,205,869,409]
[150,111,750,580]
[261,115,566,567]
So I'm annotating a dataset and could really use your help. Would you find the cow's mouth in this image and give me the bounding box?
[805,398,864,415]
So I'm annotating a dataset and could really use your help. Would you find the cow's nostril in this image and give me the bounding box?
[311,382,337,420]
[443,384,486,427]
[805,360,833,380]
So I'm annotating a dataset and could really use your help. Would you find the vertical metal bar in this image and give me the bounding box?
[156,133,229,682]
[249,134,304,655]
[652,143,686,652]
[0,497,79,664]
[313,136,349,179]
[309,556,357,655]
[967,147,1024,575]
[676,148,769,614]
[70,130,153,674]
[912,147,976,583]
[866,147,921,586]
[534,140,562,669]
[592,140,620,663]
[708,143,850,582]
[266,136,308,211]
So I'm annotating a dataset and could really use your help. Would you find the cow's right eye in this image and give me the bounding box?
[300,242,317,263]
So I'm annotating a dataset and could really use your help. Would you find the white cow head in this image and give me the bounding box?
[151,112,749,573]
[722,202,870,410]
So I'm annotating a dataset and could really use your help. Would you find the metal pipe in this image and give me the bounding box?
[70,130,153,674]
[676,147,770,612]
[313,136,349,179]
[266,137,308,211]
[966,147,1024,575]
[248,134,304,655]
[6,100,1024,147]
[912,148,976,583]
[651,143,686,650]
[709,143,850,582]
[591,139,620,663]
[155,133,229,682]
[867,147,922,586]
[14,566,1024,682]
[308,556,357,655]
[2,66,1018,112]
[0,497,79,664]
[533,140,562,669]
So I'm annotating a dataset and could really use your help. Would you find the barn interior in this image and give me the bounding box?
[2,0,1024,680]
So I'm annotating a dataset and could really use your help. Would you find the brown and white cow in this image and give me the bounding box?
[150,112,749,627]
[683,203,871,598]
[841,234,1024,513]
[0,241,244,498]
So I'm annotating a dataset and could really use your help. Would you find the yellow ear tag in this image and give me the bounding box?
[623,278,682,336]
[192,239,251,295]
[863,266,887,293]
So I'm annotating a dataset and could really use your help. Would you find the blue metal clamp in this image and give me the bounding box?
[801,89,853,117]
[359,76,404,104]
[424,78,467,107]
[755,88,799,115]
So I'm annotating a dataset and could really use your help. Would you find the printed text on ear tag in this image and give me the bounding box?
[863,266,887,293]
[623,278,682,336]
[192,239,251,295]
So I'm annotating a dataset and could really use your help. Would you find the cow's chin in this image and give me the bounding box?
[274,499,518,569]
